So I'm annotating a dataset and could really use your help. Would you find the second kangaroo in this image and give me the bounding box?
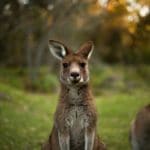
[42,40,106,150]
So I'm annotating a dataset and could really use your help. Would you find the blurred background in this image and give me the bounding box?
[0,0,149,150]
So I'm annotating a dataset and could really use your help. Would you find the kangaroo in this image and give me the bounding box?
[130,104,150,150]
[42,40,106,150]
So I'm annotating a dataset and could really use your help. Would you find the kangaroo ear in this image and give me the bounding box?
[48,40,70,60]
[77,41,94,59]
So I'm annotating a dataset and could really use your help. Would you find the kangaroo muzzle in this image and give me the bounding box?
[70,72,81,83]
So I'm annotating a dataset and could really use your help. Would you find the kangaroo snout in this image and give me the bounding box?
[70,72,81,82]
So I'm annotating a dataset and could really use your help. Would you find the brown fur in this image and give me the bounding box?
[42,41,106,150]
[130,104,150,150]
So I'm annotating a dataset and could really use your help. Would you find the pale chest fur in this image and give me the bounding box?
[66,87,90,147]
[65,105,89,128]
[68,87,81,103]
[56,86,96,149]
[65,105,89,149]
[66,87,89,127]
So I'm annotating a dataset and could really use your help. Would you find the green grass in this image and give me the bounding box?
[0,83,57,150]
[0,66,149,150]
[97,89,149,150]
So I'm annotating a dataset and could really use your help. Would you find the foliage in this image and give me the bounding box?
[0,67,59,93]
[0,65,149,93]
[0,0,149,70]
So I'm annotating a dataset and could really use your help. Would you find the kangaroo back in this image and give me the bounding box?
[130,104,150,150]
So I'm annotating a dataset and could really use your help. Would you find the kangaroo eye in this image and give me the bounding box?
[63,63,69,68]
[79,63,86,68]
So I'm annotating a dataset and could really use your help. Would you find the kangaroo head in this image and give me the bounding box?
[48,40,94,86]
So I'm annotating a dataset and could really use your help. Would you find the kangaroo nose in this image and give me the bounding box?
[70,72,80,79]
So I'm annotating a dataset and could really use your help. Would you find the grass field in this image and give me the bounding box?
[0,66,149,150]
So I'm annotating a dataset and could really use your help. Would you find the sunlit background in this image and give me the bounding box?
[0,0,149,149]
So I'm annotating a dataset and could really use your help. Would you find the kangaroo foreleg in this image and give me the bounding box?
[58,131,70,150]
[85,128,95,150]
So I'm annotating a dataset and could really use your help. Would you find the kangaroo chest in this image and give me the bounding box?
[60,87,93,149]
[66,105,89,149]
[66,87,90,129]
